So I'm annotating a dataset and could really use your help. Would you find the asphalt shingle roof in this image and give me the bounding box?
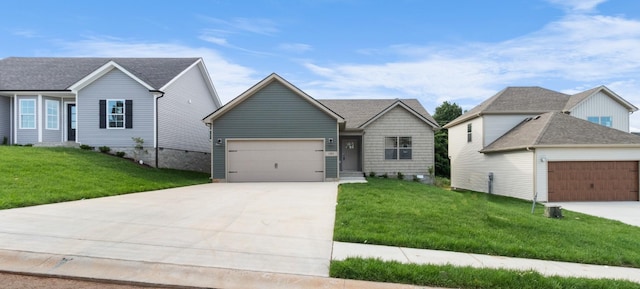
[0,57,200,90]
[480,112,640,153]
[318,99,438,129]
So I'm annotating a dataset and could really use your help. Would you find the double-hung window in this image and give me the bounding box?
[467,123,472,142]
[107,100,125,128]
[385,136,412,160]
[19,99,36,129]
[46,100,60,130]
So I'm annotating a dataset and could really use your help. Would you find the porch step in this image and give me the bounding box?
[340,171,365,178]
[339,171,367,184]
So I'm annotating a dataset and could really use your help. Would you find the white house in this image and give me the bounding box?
[444,86,640,202]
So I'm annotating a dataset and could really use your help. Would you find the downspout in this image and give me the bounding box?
[151,90,165,168]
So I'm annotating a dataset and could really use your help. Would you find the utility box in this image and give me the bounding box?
[544,205,563,218]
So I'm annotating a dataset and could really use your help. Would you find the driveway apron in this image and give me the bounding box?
[0,182,338,277]
[548,202,640,227]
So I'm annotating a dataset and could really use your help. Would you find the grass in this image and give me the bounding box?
[334,178,640,268]
[331,258,640,289]
[0,146,210,209]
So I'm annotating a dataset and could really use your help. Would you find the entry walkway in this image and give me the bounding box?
[332,242,640,283]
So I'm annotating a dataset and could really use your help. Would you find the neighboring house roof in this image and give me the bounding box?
[0,57,201,91]
[318,99,439,130]
[203,73,345,124]
[480,112,640,153]
[444,86,638,128]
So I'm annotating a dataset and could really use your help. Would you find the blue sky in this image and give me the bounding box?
[3,0,640,130]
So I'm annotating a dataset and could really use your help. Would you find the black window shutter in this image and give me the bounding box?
[99,100,106,129]
[125,100,133,129]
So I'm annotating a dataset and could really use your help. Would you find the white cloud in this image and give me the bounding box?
[545,0,607,13]
[55,37,258,103]
[278,43,312,53]
[200,16,279,36]
[301,10,640,129]
[199,35,229,46]
[11,29,39,38]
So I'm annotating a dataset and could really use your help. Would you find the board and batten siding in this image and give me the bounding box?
[570,91,630,132]
[77,69,154,147]
[41,97,63,142]
[0,96,10,143]
[483,114,536,146]
[211,81,339,181]
[159,64,218,153]
[15,96,38,145]
[363,106,435,177]
[535,147,640,202]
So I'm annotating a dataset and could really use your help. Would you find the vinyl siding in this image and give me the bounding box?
[570,91,630,132]
[159,64,218,152]
[41,97,63,142]
[363,106,434,176]
[0,96,10,143]
[15,96,37,144]
[211,81,339,180]
[77,69,154,147]
[449,117,534,200]
[483,114,536,146]
[535,147,640,202]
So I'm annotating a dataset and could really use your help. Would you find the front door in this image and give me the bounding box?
[67,104,76,141]
[341,138,359,171]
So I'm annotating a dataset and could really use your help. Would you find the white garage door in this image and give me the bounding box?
[227,139,325,182]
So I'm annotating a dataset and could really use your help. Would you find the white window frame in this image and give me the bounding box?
[385,136,412,160]
[19,99,36,129]
[587,116,612,127]
[107,99,125,129]
[45,99,60,130]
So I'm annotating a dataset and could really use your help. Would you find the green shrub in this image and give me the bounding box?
[397,172,404,180]
[79,144,94,150]
[382,173,388,179]
[368,172,376,177]
[2,136,7,145]
[115,151,126,158]
[24,144,33,147]
[413,175,420,182]
[98,146,111,153]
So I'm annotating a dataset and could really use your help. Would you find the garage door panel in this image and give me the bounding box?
[548,161,639,202]
[227,140,324,182]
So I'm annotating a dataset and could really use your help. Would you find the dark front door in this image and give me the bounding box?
[341,138,359,171]
[67,104,76,141]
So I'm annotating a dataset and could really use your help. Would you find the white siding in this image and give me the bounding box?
[77,69,154,147]
[483,114,536,146]
[570,91,630,132]
[449,117,535,200]
[363,106,434,177]
[159,64,218,152]
[535,147,640,202]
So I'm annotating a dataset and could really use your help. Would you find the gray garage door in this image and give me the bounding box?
[227,139,325,182]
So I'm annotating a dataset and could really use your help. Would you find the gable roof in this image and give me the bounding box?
[203,73,345,124]
[318,99,439,129]
[0,57,201,91]
[480,111,640,153]
[444,85,638,128]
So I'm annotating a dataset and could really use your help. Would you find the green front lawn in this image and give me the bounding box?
[0,146,210,209]
[334,178,640,268]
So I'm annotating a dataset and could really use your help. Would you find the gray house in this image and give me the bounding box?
[0,57,221,172]
[203,73,439,182]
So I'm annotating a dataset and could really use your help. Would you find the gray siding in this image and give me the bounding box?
[363,106,435,177]
[16,96,37,145]
[159,64,218,152]
[77,69,154,147]
[41,97,63,142]
[0,96,10,143]
[211,81,339,180]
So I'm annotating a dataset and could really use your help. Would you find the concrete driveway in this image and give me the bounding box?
[0,182,338,277]
[549,202,640,227]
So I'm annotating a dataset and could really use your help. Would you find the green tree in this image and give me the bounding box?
[433,101,463,178]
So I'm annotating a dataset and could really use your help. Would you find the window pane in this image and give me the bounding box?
[385,149,397,160]
[385,137,397,148]
[20,100,36,129]
[46,100,59,129]
[600,116,612,127]
[587,116,599,124]
[399,149,412,159]
[107,100,125,128]
[399,137,411,148]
